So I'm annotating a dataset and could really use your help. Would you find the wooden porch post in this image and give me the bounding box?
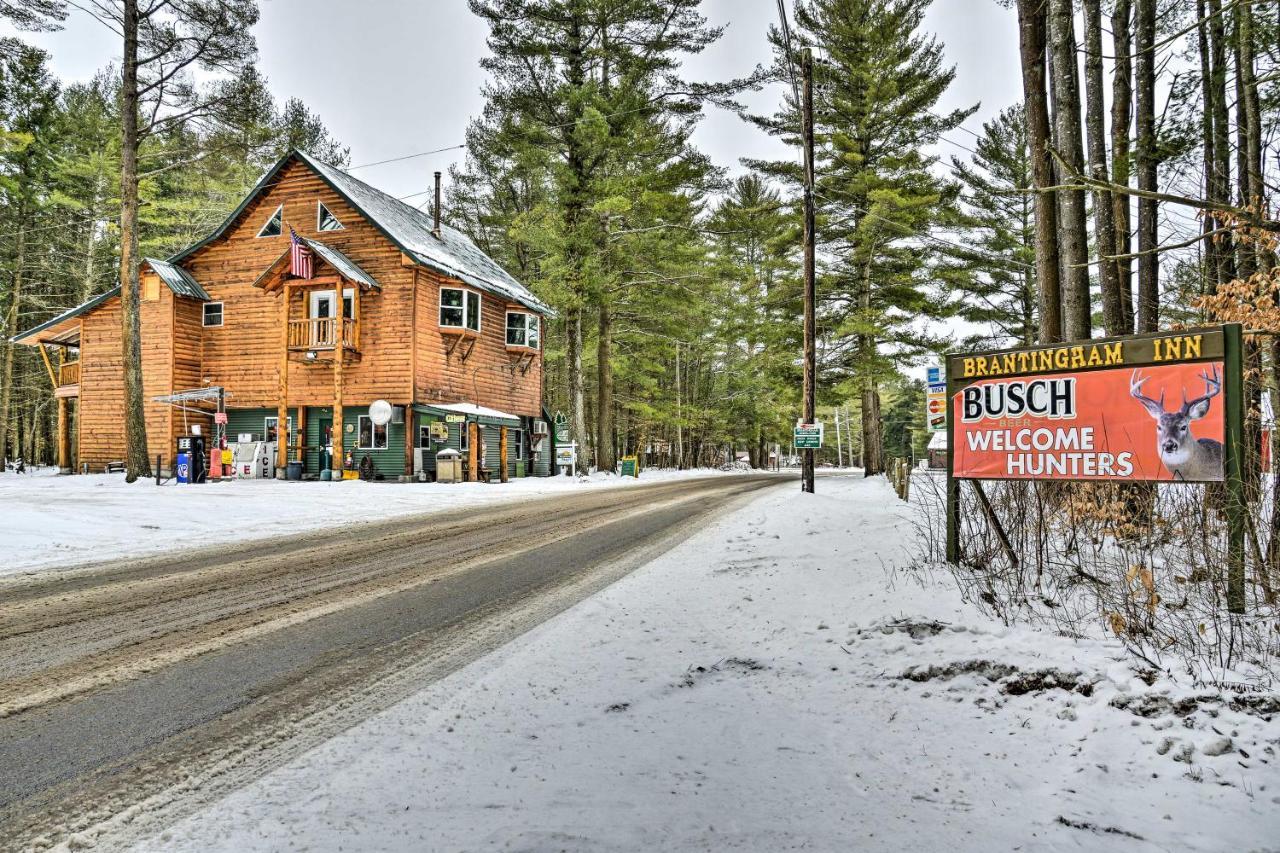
[499,426,509,483]
[57,396,70,473]
[332,284,345,474]
[296,405,307,464]
[468,421,479,482]
[404,406,415,477]
[277,283,291,474]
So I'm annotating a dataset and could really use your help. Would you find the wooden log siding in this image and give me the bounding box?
[413,269,543,418]
[182,161,415,410]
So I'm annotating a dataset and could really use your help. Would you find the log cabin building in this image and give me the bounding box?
[15,150,554,481]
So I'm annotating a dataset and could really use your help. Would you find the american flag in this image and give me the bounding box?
[289,227,313,279]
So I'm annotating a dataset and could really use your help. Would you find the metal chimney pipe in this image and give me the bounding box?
[433,171,442,237]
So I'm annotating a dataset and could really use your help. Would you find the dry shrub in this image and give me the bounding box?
[911,473,1280,687]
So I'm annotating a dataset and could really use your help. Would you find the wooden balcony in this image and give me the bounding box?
[287,318,359,353]
[59,360,80,386]
[54,360,80,398]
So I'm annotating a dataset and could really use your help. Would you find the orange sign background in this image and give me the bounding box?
[952,361,1225,481]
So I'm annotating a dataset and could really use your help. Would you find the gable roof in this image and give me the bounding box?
[13,260,209,345]
[171,150,553,316]
[303,238,379,290]
[145,258,211,301]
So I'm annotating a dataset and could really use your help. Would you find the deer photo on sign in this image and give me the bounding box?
[1129,366,1224,482]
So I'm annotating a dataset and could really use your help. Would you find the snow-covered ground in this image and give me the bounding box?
[0,466,739,576]
[140,475,1280,852]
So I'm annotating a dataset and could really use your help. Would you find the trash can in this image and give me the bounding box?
[436,448,462,483]
[286,461,303,481]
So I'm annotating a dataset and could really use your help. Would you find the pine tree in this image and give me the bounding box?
[0,39,59,469]
[463,0,749,470]
[946,104,1037,348]
[750,0,973,476]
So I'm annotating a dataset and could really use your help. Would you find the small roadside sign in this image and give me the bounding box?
[794,422,823,449]
[553,411,570,442]
[620,455,639,477]
[555,442,577,470]
[926,365,947,432]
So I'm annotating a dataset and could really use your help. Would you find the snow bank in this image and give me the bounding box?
[0,467,744,576]
[142,475,1279,852]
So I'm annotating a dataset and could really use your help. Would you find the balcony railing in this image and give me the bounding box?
[287,318,358,352]
[58,360,80,386]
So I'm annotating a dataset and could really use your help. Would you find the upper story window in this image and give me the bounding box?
[317,201,343,232]
[257,204,283,238]
[202,302,224,327]
[506,311,540,349]
[440,287,481,332]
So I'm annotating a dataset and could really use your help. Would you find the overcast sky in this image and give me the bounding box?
[8,0,1023,201]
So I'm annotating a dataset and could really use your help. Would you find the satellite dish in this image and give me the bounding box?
[369,399,393,426]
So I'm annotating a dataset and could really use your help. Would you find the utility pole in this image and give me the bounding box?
[675,340,683,471]
[801,47,817,494]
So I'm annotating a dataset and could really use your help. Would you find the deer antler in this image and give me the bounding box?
[1181,364,1222,415]
[1130,368,1166,416]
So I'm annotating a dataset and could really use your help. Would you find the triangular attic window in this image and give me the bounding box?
[257,204,283,238]
[317,201,343,231]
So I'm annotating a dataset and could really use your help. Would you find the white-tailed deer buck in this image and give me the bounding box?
[1130,366,1223,481]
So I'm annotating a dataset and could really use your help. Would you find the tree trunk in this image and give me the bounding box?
[1016,0,1062,343]
[1134,0,1159,332]
[595,300,614,472]
[1206,0,1236,286]
[1196,0,1219,297]
[119,0,151,481]
[1083,0,1121,335]
[1048,0,1091,340]
[0,215,24,470]
[1111,0,1134,332]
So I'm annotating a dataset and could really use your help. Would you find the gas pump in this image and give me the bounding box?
[176,434,207,483]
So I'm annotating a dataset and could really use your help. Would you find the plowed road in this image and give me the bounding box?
[0,473,786,849]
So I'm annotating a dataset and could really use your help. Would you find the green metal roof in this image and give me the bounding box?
[415,402,524,427]
[12,286,120,344]
[12,260,209,345]
[303,238,380,289]
[144,258,211,301]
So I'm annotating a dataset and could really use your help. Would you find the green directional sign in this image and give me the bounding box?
[794,423,823,449]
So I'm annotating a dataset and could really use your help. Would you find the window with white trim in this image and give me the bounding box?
[264,416,293,444]
[257,204,283,238]
[317,201,343,232]
[358,415,388,450]
[458,421,469,451]
[440,287,481,331]
[505,311,539,348]
[202,302,224,327]
[512,428,524,460]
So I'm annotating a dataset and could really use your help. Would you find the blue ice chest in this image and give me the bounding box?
[176,452,190,483]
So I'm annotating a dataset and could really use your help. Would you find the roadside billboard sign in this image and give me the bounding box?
[947,329,1231,483]
[794,422,823,449]
[942,325,1245,610]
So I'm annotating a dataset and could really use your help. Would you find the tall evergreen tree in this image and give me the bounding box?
[462,0,751,471]
[750,0,972,476]
[0,39,59,469]
[945,104,1037,348]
